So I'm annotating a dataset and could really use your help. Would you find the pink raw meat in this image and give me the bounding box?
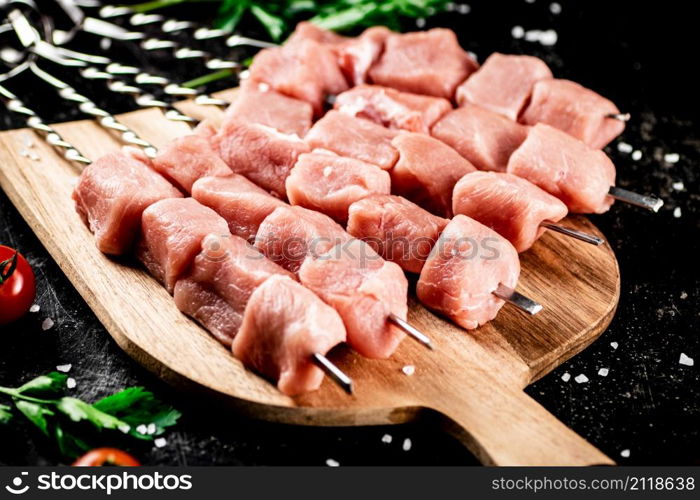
[390,132,476,217]
[520,79,625,149]
[347,194,448,273]
[368,29,478,99]
[233,274,347,396]
[150,133,231,193]
[211,117,310,198]
[305,110,399,170]
[72,148,182,255]
[248,37,348,115]
[431,104,529,172]
[336,26,392,85]
[334,84,452,133]
[299,239,407,359]
[286,150,391,223]
[456,53,552,120]
[452,172,568,252]
[255,205,352,274]
[174,234,294,347]
[192,175,286,243]
[137,198,229,293]
[507,123,616,213]
[416,215,520,330]
[224,80,314,137]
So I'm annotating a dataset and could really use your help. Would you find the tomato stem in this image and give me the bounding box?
[0,251,18,284]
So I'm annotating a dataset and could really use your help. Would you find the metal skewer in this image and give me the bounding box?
[492,283,542,315]
[388,313,434,350]
[540,222,604,246]
[608,186,664,212]
[312,353,353,394]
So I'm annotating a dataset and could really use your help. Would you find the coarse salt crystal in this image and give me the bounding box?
[415,17,426,28]
[664,153,680,164]
[66,378,77,389]
[620,449,630,458]
[137,424,148,435]
[41,318,54,331]
[402,365,415,376]
[550,2,562,14]
[680,292,688,299]
[574,374,589,384]
[598,368,609,377]
[118,424,131,434]
[56,364,72,373]
[610,342,619,349]
[616,142,633,153]
[154,438,167,448]
[631,150,642,161]
[525,0,535,3]
[29,304,40,313]
[679,353,694,367]
[381,434,392,444]
[673,207,682,218]
[524,29,558,46]
[402,438,412,451]
[672,181,685,191]
[511,26,524,39]
[457,4,471,14]
[100,38,112,51]
[147,423,157,435]
[561,372,571,382]
[326,459,340,467]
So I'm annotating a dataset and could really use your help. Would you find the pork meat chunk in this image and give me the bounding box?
[507,123,616,213]
[390,132,476,217]
[233,274,347,396]
[72,149,182,255]
[299,239,408,359]
[286,150,391,223]
[452,172,568,252]
[417,215,520,330]
[174,234,294,347]
[431,104,529,172]
[347,194,448,273]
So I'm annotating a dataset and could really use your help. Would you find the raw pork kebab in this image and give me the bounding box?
[67,22,662,397]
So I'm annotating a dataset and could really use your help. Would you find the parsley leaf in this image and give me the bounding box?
[17,372,68,398]
[94,387,181,438]
[0,404,14,424]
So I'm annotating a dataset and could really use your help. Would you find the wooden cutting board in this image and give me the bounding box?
[0,93,620,465]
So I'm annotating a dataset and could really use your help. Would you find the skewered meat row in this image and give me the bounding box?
[250,23,626,149]
[72,149,351,396]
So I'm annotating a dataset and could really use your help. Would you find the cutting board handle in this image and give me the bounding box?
[428,376,614,466]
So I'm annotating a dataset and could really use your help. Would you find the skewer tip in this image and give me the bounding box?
[606,112,631,122]
[312,353,354,395]
[493,284,543,316]
[608,186,664,212]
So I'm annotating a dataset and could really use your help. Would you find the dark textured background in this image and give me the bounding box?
[0,0,698,465]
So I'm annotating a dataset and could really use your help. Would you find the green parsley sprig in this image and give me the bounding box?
[0,372,180,458]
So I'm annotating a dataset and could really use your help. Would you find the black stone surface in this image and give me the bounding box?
[0,0,697,465]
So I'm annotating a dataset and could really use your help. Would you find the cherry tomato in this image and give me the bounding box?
[72,448,141,467]
[0,245,36,325]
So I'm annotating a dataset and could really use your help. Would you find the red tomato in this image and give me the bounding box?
[0,245,36,325]
[72,448,141,467]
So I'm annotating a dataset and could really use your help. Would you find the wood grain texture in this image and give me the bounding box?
[0,98,619,465]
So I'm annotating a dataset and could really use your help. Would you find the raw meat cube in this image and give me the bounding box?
[233,274,347,396]
[417,215,520,330]
[507,123,616,213]
[390,132,476,217]
[520,79,625,149]
[174,234,294,347]
[224,80,314,137]
[431,104,529,172]
[192,174,286,243]
[336,26,392,85]
[255,205,352,274]
[211,118,310,198]
[299,239,408,359]
[72,148,182,255]
[368,29,478,99]
[137,198,229,293]
[452,172,568,252]
[248,37,348,115]
[150,133,231,193]
[286,150,391,223]
[456,53,552,120]
[347,194,448,273]
[305,110,399,170]
[334,84,452,133]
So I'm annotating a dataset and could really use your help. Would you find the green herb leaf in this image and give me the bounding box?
[0,404,13,424]
[249,5,288,41]
[55,397,128,432]
[54,425,91,458]
[15,401,55,436]
[94,387,181,437]
[311,3,378,31]
[215,0,248,32]
[17,372,67,399]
